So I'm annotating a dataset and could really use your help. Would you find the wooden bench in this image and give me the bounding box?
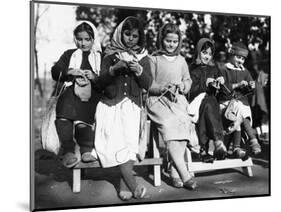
[72,120,163,193]
[185,147,253,177]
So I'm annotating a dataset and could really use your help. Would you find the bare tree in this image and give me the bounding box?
[34,4,49,98]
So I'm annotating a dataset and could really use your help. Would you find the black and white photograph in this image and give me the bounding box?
[30,0,271,211]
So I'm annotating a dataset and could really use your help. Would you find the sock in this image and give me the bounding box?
[55,119,75,154]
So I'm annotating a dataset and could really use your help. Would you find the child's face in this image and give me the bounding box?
[122,29,140,48]
[200,47,213,65]
[163,33,179,53]
[231,55,246,68]
[75,31,94,51]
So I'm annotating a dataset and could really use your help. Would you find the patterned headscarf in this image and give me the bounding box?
[104,16,146,57]
[153,23,182,56]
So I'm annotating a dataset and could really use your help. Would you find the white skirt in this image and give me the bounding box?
[94,98,140,167]
[220,100,252,125]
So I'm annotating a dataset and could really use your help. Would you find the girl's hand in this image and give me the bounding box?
[249,80,255,89]
[113,60,128,71]
[216,76,225,85]
[84,70,95,80]
[68,68,84,76]
[109,60,128,76]
[239,80,248,87]
[177,82,185,94]
[128,60,143,76]
[206,78,215,86]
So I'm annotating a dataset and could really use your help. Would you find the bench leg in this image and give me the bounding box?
[242,166,253,177]
[152,133,161,186]
[185,148,195,177]
[73,169,81,193]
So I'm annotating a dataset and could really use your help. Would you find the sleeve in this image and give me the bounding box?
[51,50,73,82]
[135,56,153,90]
[245,69,254,82]
[181,58,192,94]
[147,56,163,95]
[96,54,115,90]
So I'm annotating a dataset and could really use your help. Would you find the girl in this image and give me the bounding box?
[51,21,101,168]
[146,23,197,189]
[94,17,152,200]
[189,38,228,160]
[219,42,261,156]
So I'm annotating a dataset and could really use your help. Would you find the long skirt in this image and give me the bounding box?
[146,94,192,142]
[94,98,140,168]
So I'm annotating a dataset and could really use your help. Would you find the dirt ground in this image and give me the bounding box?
[33,142,269,211]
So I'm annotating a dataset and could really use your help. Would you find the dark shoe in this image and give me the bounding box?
[62,152,79,168]
[214,140,227,160]
[183,178,198,190]
[171,177,183,188]
[200,153,214,163]
[249,138,261,155]
[81,152,97,163]
[119,191,133,201]
[133,185,147,199]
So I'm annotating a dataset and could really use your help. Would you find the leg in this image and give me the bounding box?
[75,123,96,162]
[232,130,246,159]
[55,118,79,168]
[119,160,146,199]
[167,141,197,190]
[242,118,261,155]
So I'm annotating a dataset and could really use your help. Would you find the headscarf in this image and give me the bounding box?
[152,23,182,56]
[105,16,147,61]
[192,38,215,66]
[104,16,146,61]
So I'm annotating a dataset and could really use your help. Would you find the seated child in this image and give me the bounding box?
[51,21,101,168]
[189,38,227,161]
[218,42,262,157]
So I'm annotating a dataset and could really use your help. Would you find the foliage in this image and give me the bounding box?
[75,6,270,70]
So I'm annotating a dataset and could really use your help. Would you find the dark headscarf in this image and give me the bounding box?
[192,38,215,66]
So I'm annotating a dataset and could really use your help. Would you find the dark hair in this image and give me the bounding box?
[74,22,95,39]
[121,16,145,47]
[201,41,215,54]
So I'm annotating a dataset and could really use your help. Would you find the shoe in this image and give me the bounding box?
[133,185,147,199]
[62,152,79,168]
[214,140,227,160]
[118,191,133,201]
[81,152,97,163]
[249,138,261,155]
[233,147,246,159]
[171,177,183,188]
[183,178,198,190]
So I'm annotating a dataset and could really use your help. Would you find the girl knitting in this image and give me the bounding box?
[189,38,228,160]
[218,42,261,156]
[146,23,197,189]
[94,16,152,200]
[51,21,101,168]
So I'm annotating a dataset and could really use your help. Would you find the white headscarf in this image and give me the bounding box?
[69,20,102,75]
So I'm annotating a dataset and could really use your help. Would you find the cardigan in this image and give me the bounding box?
[97,53,152,107]
[189,63,222,102]
[51,49,101,124]
[218,63,253,105]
